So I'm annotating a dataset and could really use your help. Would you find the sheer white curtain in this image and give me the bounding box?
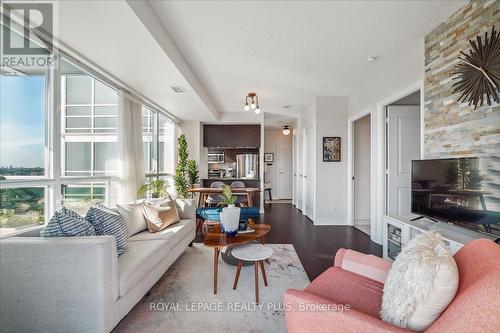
[118,91,145,203]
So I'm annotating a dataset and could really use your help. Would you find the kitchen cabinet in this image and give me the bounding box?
[203,125,260,148]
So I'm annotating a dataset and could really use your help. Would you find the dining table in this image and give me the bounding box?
[187,187,261,207]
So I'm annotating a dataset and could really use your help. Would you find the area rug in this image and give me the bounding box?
[113,244,310,333]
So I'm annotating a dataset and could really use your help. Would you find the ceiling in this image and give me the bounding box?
[264,112,296,129]
[56,0,217,121]
[54,1,465,122]
[148,0,465,116]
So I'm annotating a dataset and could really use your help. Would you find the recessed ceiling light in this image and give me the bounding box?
[283,105,292,109]
[365,56,378,62]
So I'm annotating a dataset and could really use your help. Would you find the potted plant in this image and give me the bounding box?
[218,185,240,237]
[137,178,167,199]
[174,134,199,199]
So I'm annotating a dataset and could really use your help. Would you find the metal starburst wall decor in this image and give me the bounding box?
[452,26,500,109]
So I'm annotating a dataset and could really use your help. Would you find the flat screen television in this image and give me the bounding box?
[411,158,500,238]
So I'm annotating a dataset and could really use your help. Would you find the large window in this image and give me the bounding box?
[62,59,118,177]
[0,23,176,236]
[142,107,175,177]
[0,74,47,177]
[0,23,50,235]
[0,187,46,234]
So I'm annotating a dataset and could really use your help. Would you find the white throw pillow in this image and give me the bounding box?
[380,231,459,331]
[116,200,148,237]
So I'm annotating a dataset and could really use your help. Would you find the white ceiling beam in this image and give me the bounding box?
[126,0,219,121]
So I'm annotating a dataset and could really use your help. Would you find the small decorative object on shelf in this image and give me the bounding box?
[452,26,500,109]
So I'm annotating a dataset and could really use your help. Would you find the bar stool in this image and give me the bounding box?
[232,243,273,303]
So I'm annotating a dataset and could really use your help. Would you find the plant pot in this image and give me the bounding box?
[220,205,240,237]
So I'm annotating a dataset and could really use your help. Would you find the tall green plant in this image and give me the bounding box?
[187,159,199,188]
[174,134,199,199]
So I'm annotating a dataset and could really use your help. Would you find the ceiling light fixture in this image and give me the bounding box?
[365,56,378,62]
[282,125,291,136]
[244,92,260,114]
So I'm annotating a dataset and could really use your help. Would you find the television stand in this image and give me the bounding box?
[383,214,496,261]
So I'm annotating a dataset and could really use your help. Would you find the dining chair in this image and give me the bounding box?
[231,181,247,207]
[205,181,225,207]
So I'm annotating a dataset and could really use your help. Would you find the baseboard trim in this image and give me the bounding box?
[314,218,347,225]
[354,218,371,226]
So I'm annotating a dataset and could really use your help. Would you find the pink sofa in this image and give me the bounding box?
[284,239,500,332]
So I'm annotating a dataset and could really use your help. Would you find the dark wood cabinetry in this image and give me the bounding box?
[203,124,260,148]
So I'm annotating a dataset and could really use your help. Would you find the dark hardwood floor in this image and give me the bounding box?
[197,203,382,281]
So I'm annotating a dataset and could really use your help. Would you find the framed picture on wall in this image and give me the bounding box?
[323,137,341,162]
[264,153,274,163]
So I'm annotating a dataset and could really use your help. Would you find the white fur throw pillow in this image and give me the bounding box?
[380,231,459,331]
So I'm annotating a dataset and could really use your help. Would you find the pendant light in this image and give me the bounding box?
[282,126,291,135]
[244,92,260,114]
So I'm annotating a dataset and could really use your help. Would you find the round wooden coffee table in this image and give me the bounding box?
[202,223,271,294]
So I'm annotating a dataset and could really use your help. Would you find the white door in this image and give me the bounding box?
[277,144,292,199]
[303,125,314,219]
[353,115,371,225]
[296,134,303,210]
[292,135,297,205]
[386,106,421,215]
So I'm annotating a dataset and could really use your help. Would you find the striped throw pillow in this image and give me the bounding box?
[86,204,127,255]
[41,207,96,237]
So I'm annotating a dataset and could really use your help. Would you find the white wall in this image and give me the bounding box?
[353,115,370,224]
[264,128,293,199]
[314,96,348,224]
[347,41,425,244]
[295,96,348,224]
[348,42,424,117]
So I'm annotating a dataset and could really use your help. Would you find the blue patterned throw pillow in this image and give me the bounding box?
[41,207,96,237]
[86,204,127,255]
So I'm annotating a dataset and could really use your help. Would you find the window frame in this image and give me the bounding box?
[0,21,177,236]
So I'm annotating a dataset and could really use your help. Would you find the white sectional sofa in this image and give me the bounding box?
[0,199,196,333]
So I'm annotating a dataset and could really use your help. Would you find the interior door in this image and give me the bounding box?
[296,134,303,210]
[304,125,314,219]
[386,105,421,215]
[278,144,292,199]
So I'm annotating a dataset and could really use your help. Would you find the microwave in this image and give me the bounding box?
[208,153,224,164]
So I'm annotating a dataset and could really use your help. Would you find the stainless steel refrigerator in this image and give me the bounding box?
[236,154,259,179]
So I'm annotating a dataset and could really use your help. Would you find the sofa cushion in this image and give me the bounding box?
[127,219,193,243]
[381,231,459,331]
[305,266,384,318]
[86,204,128,256]
[116,201,148,237]
[118,219,194,297]
[118,239,171,297]
[142,199,180,232]
[41,207,96,237]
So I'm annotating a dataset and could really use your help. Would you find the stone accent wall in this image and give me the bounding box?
[424,0,500,210]
[424,0,499,158]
